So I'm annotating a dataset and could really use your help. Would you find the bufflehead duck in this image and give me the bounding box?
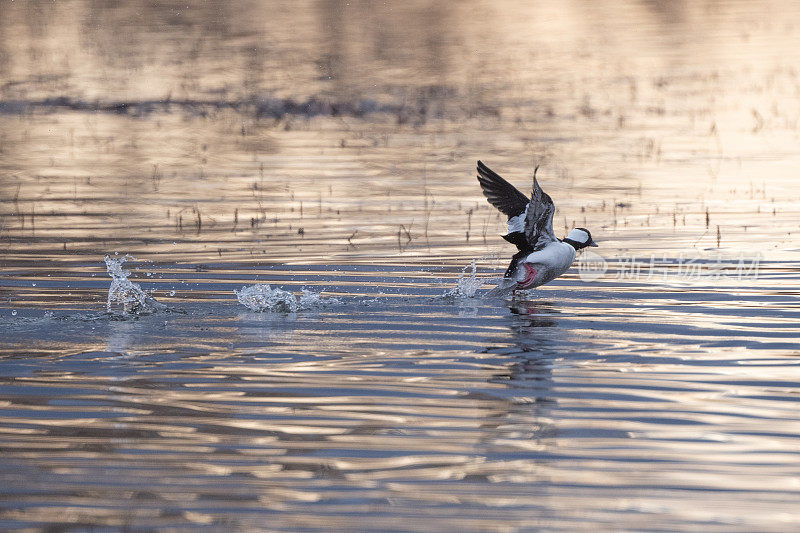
[477,160,597,292]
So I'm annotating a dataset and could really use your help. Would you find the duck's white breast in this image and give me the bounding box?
[522,242,576,285]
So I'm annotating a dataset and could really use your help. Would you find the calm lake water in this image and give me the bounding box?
[2,1,800,530]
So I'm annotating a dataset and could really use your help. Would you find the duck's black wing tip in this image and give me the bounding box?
[476,161,529,218]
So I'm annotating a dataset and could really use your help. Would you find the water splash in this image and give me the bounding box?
[438,261,521,300]
[442,261,487,299]
[235,284,339,313]
[105,254,164,315]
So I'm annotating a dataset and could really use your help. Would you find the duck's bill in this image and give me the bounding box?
[588,240,599,247]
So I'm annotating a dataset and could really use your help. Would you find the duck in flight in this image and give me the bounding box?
[477,160,597,293]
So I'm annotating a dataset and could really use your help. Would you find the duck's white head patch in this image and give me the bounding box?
[566,227,598,247]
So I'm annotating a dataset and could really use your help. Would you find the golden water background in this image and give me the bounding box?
[1,1,800,530]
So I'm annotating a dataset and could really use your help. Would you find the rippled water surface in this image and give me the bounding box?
[2,1,800,530]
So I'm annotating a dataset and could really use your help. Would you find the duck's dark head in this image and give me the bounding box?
[563,227,598,250]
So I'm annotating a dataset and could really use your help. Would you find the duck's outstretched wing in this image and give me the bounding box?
[476,160,529,218]
[525,174,557,251]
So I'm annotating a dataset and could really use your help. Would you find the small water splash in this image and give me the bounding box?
[235,283,339,313]
[105,254,165,315]
[442,261,487,299]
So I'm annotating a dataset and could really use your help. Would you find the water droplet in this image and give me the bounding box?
[169,290,176,296]
[31,282,36,287]
[11,310,17,316]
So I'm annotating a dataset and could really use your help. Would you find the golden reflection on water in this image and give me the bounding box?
[2,0,800,531]
[2,1,800,266]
